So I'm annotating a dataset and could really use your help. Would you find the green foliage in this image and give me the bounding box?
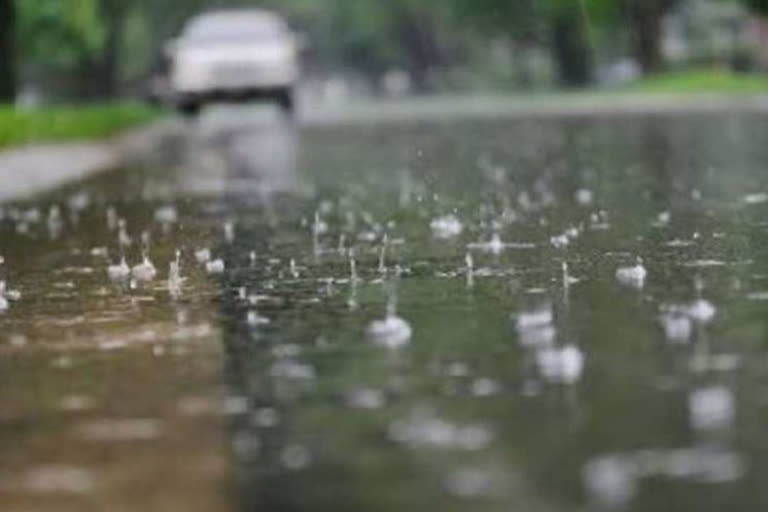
[0,103,158,148]
[13,0,768,98]
[743,0,768,14]
[626,68,768,93]
[17,0,103,70]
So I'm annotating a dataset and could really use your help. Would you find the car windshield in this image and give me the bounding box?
[183,15,285,44]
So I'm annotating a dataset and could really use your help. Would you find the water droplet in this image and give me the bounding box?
[281,444,311,470]
[206,259,225,275]
[616,258,647,289]
[430,214,463,239]
[689,386,734,431]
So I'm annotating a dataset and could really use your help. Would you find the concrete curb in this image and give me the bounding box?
[0,119,180,203]
[300,92,768,126]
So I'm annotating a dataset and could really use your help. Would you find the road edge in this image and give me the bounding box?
[0,118,179,204]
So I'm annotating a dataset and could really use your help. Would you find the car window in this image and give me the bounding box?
[183,16,285,44]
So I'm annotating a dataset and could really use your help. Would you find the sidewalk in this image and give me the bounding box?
[0,119,179,203]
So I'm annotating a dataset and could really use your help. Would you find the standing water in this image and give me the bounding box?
[4,112,768,512]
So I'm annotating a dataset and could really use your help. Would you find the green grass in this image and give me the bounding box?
[0,103,159,149]
[626,69,768,94]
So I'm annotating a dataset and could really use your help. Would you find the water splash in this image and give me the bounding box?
[468,233,535,255]
[206,258,225,275]
[195,247,212,264]
[224,220,235,243]
[107,256,130,282]
[689,386,734,431]
[131,232,157,282]
[465,252,474,288]
[616,257,647,289]
[430,214,463,239]
[378,234,389,274]
[0,281,9,312]
[168,250,185,298]
[536,344,585,385]
[660,311,692,344]
[366,279,412,348]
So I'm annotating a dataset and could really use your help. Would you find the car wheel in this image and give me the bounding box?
[276,89,295,115]
[179,102,201,118]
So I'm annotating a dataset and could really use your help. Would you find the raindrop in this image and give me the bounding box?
[653,211,671,227]
[312,210,328,236]
[469,233,535,254]
[107,257,130,282]
[686,299,716,324]
[660,312,692,343]
[206,258,225,275]
[689,386,734,431]
[465,252,474,288]
[367,315,412,348]
[195,248,212,264]
[106,207,118,230]
[168,250,185,298]
[583,455,637,508]
[550,233,569,249]
[131,255,157,282]
[378,234,389,274]
[536,345,585,384]
[117,219,132,247]
[444,468,495,498]
[154,205,178,224]
[47,205,63,239]
[349,249,358,282]
[742,192,768,204]
[247,310,270,326]
[616,257,647,289]
[232,432,261,458]
[224,220,235,243]
[281,444,311,470]
[0,285,8,312]
[345,388,385,409]
[576,188,594,205]
[471,378,500,397]
[367,280,411,348]
[223,396,249,416]
[515,306,553,331]
[430,214,463,239]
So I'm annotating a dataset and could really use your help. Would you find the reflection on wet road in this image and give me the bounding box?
[4,106,768,511]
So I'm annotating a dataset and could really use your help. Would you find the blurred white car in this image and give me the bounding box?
[169,9,300,116]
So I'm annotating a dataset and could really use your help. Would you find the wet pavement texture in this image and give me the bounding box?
[4,107,768,511]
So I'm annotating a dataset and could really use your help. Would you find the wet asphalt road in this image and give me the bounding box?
[4,104,768,511]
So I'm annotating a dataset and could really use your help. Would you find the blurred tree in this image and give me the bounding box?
[18,0,112,98]
[444,0,616,86]
[0,0,16,101]
[550,1,593,86]
[95,0,130,97]
[623,0,678,73]
[390,0,449,91]
[743,0,768,14]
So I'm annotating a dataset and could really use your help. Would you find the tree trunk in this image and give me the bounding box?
[393,3,444,93]
[551,11,592,88]
[93,0,127,98]
[0,0,16,102]
[626,0,668,74]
